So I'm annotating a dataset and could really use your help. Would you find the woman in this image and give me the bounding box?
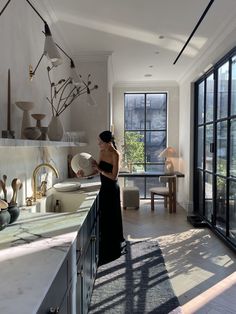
[92,130,126,266]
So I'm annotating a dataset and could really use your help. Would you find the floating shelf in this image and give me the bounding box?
[0,138,87,147]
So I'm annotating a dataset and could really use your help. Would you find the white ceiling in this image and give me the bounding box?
[44,0,236,84]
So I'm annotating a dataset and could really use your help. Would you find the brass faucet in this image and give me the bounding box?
[32,163,59,201]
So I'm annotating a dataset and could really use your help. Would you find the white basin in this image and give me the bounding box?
[42,191,87,213]
[53,182,81,192]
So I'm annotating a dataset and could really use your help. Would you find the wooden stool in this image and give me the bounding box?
[122,186,140,209]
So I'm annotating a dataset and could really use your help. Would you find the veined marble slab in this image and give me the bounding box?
[0,180,99,314]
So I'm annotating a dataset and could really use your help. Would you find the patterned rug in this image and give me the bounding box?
[89,240,180,314]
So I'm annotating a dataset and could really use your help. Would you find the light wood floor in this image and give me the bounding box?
[122,200,236,314]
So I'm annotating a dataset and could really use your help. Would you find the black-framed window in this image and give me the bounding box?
[194,46,236,251]
[124,93,167,197]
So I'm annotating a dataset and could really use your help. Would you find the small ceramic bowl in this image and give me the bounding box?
[23,127,41,140]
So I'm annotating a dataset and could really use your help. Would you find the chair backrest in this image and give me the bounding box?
[159,175,177,195]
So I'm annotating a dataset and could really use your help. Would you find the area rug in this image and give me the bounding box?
[88,240,180,314]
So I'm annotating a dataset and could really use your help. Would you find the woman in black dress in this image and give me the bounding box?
[93,130,126,266]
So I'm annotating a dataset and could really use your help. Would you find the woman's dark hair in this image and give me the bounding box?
[99,130,117,149]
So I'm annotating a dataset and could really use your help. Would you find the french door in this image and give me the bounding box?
[194,48,236,250]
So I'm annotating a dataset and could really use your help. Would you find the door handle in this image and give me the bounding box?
[210,143,214,153]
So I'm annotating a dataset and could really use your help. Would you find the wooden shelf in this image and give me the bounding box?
[0,138,87,147]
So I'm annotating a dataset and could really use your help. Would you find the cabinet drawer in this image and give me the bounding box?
[37,258,68,314]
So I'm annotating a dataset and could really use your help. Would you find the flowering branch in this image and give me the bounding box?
[46,66,98,116]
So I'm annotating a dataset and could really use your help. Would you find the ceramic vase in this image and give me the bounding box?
[0,209,11,231]
[7,204,20,224]
[23,127,41,140]
[47,116,64,141]
[15,101,34,139]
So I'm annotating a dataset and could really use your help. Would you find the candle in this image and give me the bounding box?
[7,68,11,130]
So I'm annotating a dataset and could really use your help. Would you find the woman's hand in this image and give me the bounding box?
[76,169,84,177]
[92,158,98,171]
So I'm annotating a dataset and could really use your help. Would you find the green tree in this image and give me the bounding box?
[123,132,144,170]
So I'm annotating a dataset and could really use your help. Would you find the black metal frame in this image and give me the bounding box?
[123,92,168,198]
[194,46,236,252]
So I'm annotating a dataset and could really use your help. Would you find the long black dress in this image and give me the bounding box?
[98,160,126,266]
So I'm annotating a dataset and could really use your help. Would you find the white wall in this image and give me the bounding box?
[0,1,109,205]
[178,24,236,211]
[69,58,109,160]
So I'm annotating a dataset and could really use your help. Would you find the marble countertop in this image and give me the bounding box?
[0,177,100,314]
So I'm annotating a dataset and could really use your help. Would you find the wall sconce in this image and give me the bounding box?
[159,146,177,174]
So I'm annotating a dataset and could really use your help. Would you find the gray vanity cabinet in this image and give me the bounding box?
[37,246,73,314]
[76,196,99,314]
[37,195,99,314]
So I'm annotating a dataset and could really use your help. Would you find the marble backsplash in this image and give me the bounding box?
[0,146,70,206]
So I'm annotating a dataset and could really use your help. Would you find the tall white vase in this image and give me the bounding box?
[47,116,64,141]
[15,101,34,139]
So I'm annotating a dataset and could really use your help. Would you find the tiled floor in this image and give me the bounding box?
[122,200,236,314]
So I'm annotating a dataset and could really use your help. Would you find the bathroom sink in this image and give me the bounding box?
[42,191,87,213]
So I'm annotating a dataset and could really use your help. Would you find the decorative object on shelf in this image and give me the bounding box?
[159,146,177,174]
[9,178,22,205]
[46,65,98,117]
[31,113,47,140]
[47,116,64,141]
[0,208,11,231]
[16,101,34,138]
[23,126,41,140]
[39,127,48,140]
[46,61,98,140]
[0,175,7,201]
[31,113,46,127]
[71,152,95,177]
[7,204,20,224]
[0,199,10,231]
[2,69,15,139]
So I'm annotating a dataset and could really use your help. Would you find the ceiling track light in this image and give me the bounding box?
[173,0,215,65]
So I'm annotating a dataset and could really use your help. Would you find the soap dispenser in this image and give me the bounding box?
[54,200,61,212]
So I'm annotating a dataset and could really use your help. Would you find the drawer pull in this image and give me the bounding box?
[77,270,83,277]
[91,235,96,241]
[49,307,59,313]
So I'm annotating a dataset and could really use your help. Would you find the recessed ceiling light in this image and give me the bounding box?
[144,74,152,77]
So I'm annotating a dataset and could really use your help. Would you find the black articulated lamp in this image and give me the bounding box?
[0,0,62,78]
[0,0,98,108]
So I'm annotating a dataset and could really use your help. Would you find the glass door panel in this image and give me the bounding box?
[205,124,213,171]
[231,55,236,116]
[229,180,236,245]
[216,121,227,175]
[198,170,204,216]
[205,173,213,222]
[217,62,229,119]
[230,119,236,177]
[206,74,214,122]
[197,126,204,168]
[216,176,226,234]
[198,81,205,124]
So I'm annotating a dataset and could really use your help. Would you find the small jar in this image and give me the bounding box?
[0,209,11,231]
